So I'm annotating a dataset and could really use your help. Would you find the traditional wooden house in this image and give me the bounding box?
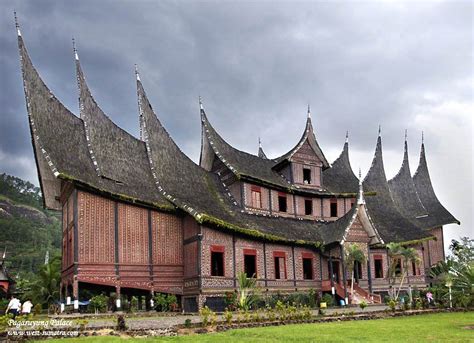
[15,19,459,311]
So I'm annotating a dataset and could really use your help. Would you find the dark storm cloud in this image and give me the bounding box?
[0,0,472,247]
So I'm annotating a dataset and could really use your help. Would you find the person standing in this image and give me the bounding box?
[21,299,33,315]
[5,296,21,318]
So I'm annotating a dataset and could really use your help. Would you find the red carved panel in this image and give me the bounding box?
[152,211,183,265]
[78,191,115,264]
[118,203,149,264]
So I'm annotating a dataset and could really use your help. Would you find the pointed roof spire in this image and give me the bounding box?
[357,167,365,205]
[307,104,311,119]
[378,124,381,137]
[72,38,79,61]
[14,11,21,37]
[257,137,268,159]
[199,96,203,110]
[345,131,349,144]
[421,130,424,145]
[134,64,140,81]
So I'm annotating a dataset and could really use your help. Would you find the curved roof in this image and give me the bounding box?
[200,109,334,195]
[18,27,455,247]
[273,114,329,169]
[388,139,428,220]
[362,135,431,243]
[322,139,359,194]
[137,76,330,244]
[413,143,460,228]
[17,29,172,211]
[200,108,294,189]
[74,50,169,207]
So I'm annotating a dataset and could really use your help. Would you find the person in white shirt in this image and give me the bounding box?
[6,296,21,318]
[21,300,33,315]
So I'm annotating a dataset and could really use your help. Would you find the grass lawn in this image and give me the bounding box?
[41,312,473,342]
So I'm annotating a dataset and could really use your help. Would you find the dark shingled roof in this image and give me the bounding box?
[273,115,330,169]
[200,109,294,189]
[18,30,172,211]
[200,109,333,195]
[362,135,431,243]
[412,143,460,228]
[75,51,170,207]
[323,140,359,194]
[137,75,338,245]
[388,140,428,221]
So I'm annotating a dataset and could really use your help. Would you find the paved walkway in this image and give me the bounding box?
[81,304,388,330]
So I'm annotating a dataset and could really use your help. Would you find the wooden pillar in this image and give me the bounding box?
[263,242,268,288]
[115,286,121,311]
[72,277,79,312]
[329,254,335,304]
[148,210,154,291]
[340,244,348,304]
[292,246,297,287]
[232,234,236,288]
[367,247,373,294]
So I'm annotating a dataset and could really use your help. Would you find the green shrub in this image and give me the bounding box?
[199,306,216,327]
[116,315,126,331]
[321,294,334,307]
[184,318,192,328]
[89,294,108,313]
[224,309,233,325]
[388,299,397,311]
[154,293,178,312]
[224,291,237,311]
[359,300,367,310]
[33,303,42,315]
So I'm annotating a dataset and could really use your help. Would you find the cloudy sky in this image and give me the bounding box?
[1,0,472,252]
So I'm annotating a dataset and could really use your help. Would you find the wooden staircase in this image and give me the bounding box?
[349,281,382,304]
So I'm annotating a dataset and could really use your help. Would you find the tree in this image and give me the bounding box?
[430,237,474,308]
[344,243,366,303]
[387,243,421,301]
[26,255,61,310]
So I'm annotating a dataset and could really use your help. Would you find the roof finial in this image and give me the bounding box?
[357,167,365,205]
[404,129,408,142]
[378,125,381,137]
[14,11,21,37]
[345,131,349,143]
[72,38,79,61]
[421,131,424,144]
[199,96,203,110]
[307,104,311,119]
[258,137,262,148]
[134,64,140,81]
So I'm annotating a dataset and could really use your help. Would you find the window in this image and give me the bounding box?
[374,256,384,278]
[330,199,338,217]
[302,254,313,280]
[278,194,287,212]
[210,246,224,276]
[304,199,313,215]
[303,167,312,184]
[251,186,262,208]
[274,252,286,279]
[244,249,257,278]
[412,261,419,276]
[394,258,402,277]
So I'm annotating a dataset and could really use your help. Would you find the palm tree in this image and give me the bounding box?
[344,243,366,303]
[387,243,421,300]
[27,255,61,310]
